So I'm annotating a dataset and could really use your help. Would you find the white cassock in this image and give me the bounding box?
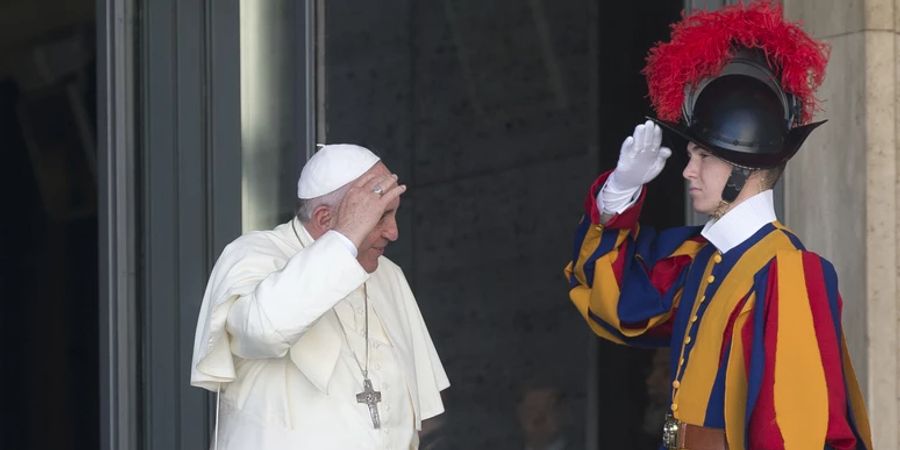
[190,218,450,450]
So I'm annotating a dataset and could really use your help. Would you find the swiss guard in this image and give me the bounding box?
[564,2,873,449]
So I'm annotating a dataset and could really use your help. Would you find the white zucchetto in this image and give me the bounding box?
[296,144,381,199]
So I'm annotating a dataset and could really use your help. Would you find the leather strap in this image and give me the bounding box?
[677,423,728,450]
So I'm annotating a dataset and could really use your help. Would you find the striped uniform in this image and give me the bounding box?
[565,173,872,450]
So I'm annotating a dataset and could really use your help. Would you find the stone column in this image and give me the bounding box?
[783,0,899,447]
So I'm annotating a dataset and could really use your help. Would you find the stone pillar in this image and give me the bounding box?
[783,0,899,447]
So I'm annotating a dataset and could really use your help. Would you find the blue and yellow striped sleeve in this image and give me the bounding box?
[564,172,703,347]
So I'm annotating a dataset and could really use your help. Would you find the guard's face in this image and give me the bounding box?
[682,142,732,215]
[357,163,400,273]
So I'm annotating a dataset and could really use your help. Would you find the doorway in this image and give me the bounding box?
[321,1,683,447]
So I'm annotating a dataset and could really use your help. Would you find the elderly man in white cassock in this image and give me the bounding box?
[190,144,450,450]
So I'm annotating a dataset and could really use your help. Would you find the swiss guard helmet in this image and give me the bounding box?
[642,1,829,203]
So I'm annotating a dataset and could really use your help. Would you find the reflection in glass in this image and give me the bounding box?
[323,1,595,447]
[317,1,685,448]
[240,0,302,231]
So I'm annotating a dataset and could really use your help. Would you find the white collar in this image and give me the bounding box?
[701,190,776,254]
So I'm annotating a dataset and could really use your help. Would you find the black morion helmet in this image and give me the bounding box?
[642,2,829,203]
[649,48,825,171]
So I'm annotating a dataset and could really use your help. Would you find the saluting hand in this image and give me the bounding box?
[608,120,672,191]
[333,172,406,248]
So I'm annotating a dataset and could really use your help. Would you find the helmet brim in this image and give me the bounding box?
[647,116,826,169]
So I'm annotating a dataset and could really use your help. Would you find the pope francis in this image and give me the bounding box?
[190,144,450,450]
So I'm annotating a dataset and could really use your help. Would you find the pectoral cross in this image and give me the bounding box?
[356,377,382,429]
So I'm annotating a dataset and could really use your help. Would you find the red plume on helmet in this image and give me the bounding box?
[643,1,829,125]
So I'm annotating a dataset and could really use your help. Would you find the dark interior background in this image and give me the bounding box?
[0,1,98,449]
[324,1,685,448]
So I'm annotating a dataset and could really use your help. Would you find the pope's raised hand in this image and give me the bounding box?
[608,120,672,191]
[333,173,406,249]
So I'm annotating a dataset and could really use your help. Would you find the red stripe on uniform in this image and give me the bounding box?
[584,173,608,225]
[585,171,648,228]
[649,254,692,295]
[620,245,692,333]
[719,292,751,367]
[801,252,857,449]
[611,238,630,282]
[741,302,754,377]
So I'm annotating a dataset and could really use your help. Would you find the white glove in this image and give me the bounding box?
[599,120,672,215]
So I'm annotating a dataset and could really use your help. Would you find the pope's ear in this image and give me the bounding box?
[310,204,335,230]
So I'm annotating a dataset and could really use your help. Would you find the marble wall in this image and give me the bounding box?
[784,0,899,446]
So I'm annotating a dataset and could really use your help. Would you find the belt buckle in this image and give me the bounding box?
[662,412,680,450]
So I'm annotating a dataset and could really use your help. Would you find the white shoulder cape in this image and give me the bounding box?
[190,219,449,426]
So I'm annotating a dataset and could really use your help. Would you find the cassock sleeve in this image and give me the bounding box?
[564,171,704,347]
[191,230,368,391]
[728,250,873,450]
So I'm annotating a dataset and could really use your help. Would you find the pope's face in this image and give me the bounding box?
[682,142,732,215]
[357,164,400,273]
